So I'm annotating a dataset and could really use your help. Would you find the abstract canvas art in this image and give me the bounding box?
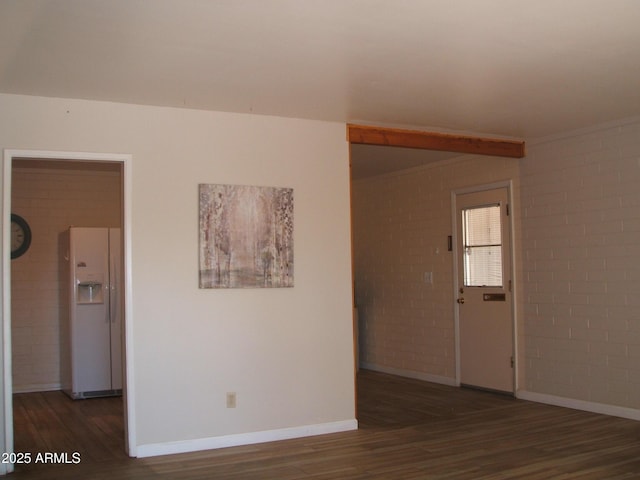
[199,184,294,288]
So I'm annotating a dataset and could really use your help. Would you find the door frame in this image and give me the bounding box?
[451,180,518,393]
[2,149,137,473]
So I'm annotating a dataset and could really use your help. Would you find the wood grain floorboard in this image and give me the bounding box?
[9,369,640,479]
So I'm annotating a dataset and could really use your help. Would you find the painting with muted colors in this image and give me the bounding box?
[199,184,294,288]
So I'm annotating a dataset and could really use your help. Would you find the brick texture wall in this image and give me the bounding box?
[522,121,640,408]
[11,161,121,392]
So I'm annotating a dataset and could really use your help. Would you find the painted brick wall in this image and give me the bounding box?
[352,154,520,382]
[521,121,640,409]
[11,162,121,392]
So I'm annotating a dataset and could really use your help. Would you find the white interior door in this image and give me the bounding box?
[455,187,514,393]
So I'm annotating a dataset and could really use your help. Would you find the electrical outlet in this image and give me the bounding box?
[226,392,236,408]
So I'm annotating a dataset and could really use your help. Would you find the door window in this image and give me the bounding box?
[462,204,502,287]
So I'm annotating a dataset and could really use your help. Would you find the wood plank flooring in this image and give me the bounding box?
[10,369,640,479]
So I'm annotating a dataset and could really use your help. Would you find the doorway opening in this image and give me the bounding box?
[349,125,523,419]
[2,150,136,474]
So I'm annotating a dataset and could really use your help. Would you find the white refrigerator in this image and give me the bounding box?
[64,227,123,399]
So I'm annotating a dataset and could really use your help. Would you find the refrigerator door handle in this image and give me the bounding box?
[110,257,117,324]
[105,271,111,324]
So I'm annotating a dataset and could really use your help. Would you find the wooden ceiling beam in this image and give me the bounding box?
[347,124,525,158]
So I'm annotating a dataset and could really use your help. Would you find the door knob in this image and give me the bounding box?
[457,297,465,304]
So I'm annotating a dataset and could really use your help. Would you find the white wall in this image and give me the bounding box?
[0,93,356,455]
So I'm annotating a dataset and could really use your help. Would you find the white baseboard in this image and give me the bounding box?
[136,419,358,458]
[517,390,640,421]
[12,383,62,394]
[360,362,457,387]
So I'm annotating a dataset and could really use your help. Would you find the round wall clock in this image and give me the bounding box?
[11,214,32,259]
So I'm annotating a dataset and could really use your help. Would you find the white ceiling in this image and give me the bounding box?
[1,1,639,177]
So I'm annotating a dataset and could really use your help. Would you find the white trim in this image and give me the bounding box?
[1,152,13,476]
[450,189,461,387]
[1,149,137,463]
[506,183,519,392]
[136,420,358,458]
[451,190,463,387]
[360,362,457,387]
[517,390,640,422]
[12,383,62,394]
[121,155,136,457]
[5,149,130,163]
[451,180,517,393]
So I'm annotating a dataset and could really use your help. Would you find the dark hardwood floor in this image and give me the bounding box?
[10,369,640,479]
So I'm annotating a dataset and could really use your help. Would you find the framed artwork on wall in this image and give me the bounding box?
[198,184,294,289]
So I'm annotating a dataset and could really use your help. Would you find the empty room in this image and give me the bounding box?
[1,1,639,478]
